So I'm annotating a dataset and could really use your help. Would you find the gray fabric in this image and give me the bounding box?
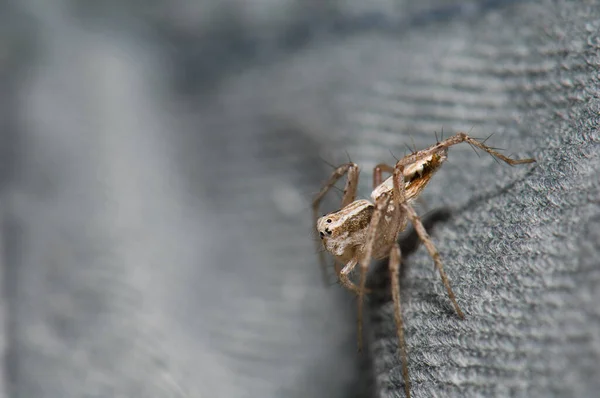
[2,0,599,397]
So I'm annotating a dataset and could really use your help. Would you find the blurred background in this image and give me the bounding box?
[1,1,599,397]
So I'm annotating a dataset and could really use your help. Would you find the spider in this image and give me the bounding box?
[312,132,535,398]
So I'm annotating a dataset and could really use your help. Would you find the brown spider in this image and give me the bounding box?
[312,132,535,398]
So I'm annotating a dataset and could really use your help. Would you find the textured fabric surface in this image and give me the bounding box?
[2,1,599,397]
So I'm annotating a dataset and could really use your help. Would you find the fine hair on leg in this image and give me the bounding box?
[402,203,465,319]
[312,163,360,284]
[389,243,411,398]
[357,194,389,351]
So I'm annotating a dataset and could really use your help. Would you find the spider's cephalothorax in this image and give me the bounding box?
[312,133,535,398]
[317,200,374,264]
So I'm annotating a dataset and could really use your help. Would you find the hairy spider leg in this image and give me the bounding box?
[391,164,411,397]
[373,163,395,188]
[396,132,536,169]
[356,193,390,351]
[312,163,360,284]
[389,243,410,398]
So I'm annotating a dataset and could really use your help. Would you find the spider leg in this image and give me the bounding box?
[401,202,465,319]
[338,258,373,295]
[390,163,412,397]
[356,193,389,351]
[312,162,359,210]
[392,163,406,208]
[312,163,360,284]
[449,132,536,165]
[337,259,358,292]
[333,259,343,276]
[396,132,535,168]
[389,243,411,398]
[373,163,394,188]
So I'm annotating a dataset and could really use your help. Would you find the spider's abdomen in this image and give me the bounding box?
[371,151,448,204]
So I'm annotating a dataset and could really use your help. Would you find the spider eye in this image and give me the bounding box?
[326,219,332,223]
[319,231,325,238]
[325,228,332,235]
